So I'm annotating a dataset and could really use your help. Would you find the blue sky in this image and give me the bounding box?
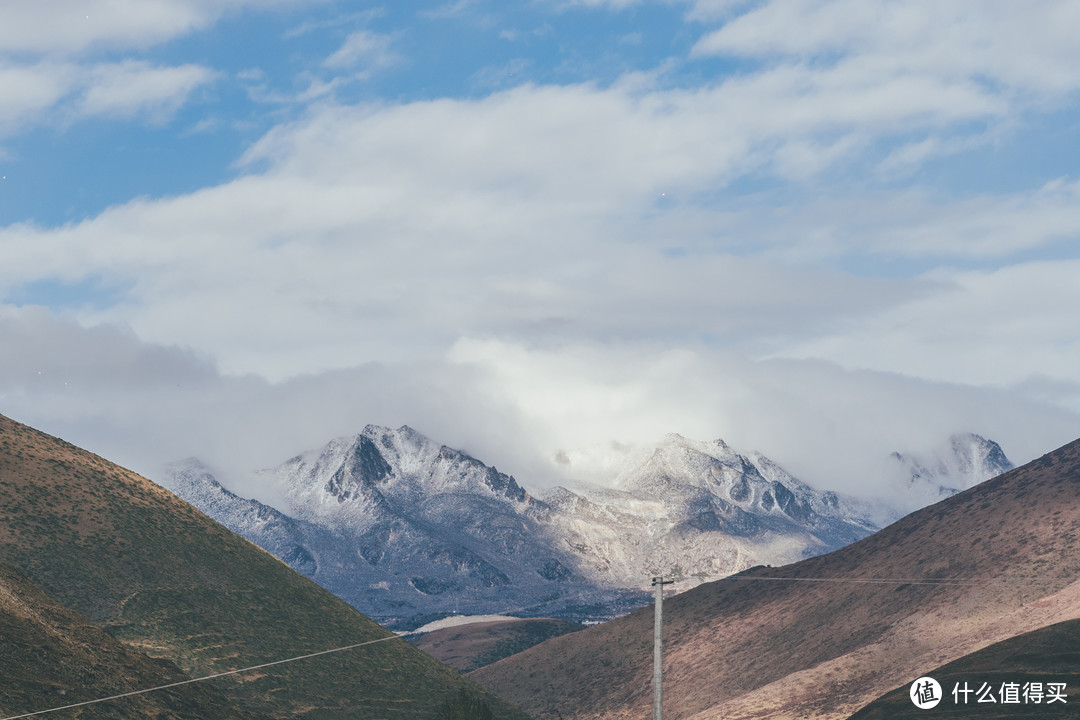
[2,0,1080,499]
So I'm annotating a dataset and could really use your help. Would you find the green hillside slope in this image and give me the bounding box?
[0,413,529,720]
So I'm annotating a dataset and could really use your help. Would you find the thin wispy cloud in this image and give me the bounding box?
[322,30,400,74]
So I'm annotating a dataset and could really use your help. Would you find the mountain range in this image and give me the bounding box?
[159,426,1011,628]
[469,436,1080,719]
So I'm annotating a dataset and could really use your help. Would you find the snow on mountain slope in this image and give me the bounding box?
[260,425,530,531]
[536,433,883,592]
[163,427,640,628]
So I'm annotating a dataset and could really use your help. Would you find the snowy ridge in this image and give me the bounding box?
[537,433,882,592]
[262,425,530,531]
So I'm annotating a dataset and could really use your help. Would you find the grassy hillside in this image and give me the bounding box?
[0,413,529,720]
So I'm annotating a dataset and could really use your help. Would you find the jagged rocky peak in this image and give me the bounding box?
[325,435,394,502]
[155,425,937,627]
[892,433,1013,488]
[360,424,440,468]
[271,425,531,508]
[625,434,805,514]
[948,432,1013,478]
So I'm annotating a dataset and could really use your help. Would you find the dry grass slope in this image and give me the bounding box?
[849,618,1080,719]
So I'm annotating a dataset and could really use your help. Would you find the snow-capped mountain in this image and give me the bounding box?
[162,426,646,628]
[158,426,1010,628]
[889,433,1014,509]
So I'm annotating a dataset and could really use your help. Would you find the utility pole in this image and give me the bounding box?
[652,576,674,720]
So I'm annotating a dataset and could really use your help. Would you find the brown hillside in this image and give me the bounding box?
[0,413,529,720]
[471,438,1080,720]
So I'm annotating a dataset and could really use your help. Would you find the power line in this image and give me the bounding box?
[0,633,409,720]
[703,575,985,586]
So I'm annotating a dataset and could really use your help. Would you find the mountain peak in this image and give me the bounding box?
[891,431,1014,507]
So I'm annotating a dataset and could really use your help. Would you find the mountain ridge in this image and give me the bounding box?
[160,426,1011,629]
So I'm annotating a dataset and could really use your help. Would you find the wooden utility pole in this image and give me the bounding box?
[652,576,674,720]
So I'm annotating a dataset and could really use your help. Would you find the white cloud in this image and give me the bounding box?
[323,30,399,74]
[79,61,217,120]
[445,337,1080,495]
[693,0,1080,95]
[712,181,1080,263]
[0,0,206,55]
[0,0,309,56]
[0,0,309,139]
[0,62,78,136]
[0,59,215,138]
[7,65,961,379]
[782,259,1080,394]
[685,1,1080,171]
[0,63,1075,381]
[875,180,1080,258]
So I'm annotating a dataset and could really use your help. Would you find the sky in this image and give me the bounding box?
[2,0,1080,503]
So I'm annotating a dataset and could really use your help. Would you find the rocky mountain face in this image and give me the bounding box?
[158,426,1001,629]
